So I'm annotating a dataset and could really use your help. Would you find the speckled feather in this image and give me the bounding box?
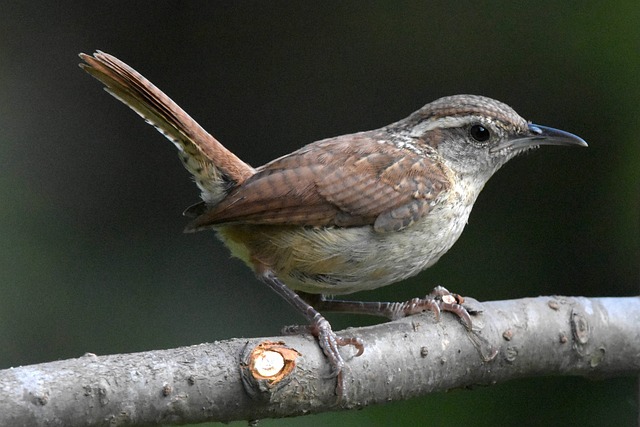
[80,51,585,295]
[80,52,586,397]
[186,131,450,233]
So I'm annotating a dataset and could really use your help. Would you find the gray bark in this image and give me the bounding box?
[0,296,638,426]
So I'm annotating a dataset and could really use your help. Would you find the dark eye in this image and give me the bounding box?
[470,124,491,142]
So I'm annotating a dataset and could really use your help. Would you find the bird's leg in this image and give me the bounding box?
[303,286,473,330]
[259,271,364,398]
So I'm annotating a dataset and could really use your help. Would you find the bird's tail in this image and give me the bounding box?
[79,51,255,205]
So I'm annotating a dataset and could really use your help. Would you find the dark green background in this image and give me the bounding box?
[1,2,638,425]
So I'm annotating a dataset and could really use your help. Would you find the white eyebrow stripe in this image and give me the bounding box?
[409,116,477,137]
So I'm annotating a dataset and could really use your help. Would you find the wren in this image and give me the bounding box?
[80,51,587,397]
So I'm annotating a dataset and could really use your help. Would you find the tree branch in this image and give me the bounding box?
[1,296,638,426]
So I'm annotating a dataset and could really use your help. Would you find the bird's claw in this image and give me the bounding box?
[398,286,473,330]
[283,316,364,398]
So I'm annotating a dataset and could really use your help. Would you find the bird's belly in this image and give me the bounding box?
[217,200,472,295]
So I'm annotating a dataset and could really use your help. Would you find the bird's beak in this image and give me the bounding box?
[491,124,588,153]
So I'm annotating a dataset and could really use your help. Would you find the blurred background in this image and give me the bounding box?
[1,1,638,425]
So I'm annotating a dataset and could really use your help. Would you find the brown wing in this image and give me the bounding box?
[186,132,451,233]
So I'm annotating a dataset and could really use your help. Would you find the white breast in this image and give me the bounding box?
[281,174,484,295]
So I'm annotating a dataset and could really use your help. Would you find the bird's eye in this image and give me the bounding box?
[470,124,491,142]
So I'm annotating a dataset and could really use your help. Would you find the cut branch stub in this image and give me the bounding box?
[240,341,301,400]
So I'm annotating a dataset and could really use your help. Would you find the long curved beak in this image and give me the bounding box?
[491,124,587,153]
[525,124,588,147]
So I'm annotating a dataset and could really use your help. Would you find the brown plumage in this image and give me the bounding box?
[187,133,450,232]
[80,51,254,204]
[80,51,586,397]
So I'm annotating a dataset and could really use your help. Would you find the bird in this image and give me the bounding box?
[79,51,587,397]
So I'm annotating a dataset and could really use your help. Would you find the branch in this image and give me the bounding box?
[1,296,638,426]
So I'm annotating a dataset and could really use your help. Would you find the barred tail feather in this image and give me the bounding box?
[79,51,254,204]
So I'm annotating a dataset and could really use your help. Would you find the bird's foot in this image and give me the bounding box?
[391,286,473,329]
[283,315,364,398]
